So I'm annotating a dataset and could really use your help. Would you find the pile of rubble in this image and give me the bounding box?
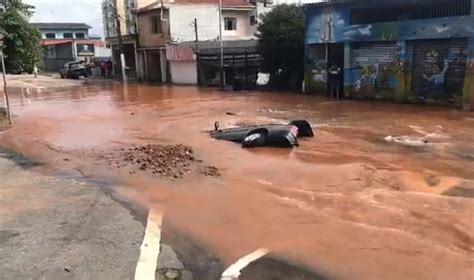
[104,144,220,179]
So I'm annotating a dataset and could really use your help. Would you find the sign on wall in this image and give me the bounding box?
[166,45,195,61]
[77,44,95,56]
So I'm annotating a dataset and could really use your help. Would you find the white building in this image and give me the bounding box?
[32,22,91,40]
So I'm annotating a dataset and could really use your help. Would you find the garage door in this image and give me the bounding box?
[409,39,468,102]
[351,43,398,94]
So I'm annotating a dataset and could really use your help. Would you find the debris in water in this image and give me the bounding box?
[384,136,429,147]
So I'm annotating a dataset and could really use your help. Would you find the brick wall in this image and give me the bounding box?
[137,10,169,48]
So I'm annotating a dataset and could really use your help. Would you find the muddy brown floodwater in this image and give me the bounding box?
[1,82,474,279]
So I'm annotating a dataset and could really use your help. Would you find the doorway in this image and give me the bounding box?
[327,43,345,97]
[146,51,162,83]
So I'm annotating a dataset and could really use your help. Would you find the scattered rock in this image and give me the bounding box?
[64,268,70,273]
[131,112,135,116]
[103,144,220,180]
[226,111,236,115]
[63,158,70,162]
[199,166,221,177]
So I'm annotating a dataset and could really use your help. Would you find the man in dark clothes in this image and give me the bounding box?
[328,61,341,99]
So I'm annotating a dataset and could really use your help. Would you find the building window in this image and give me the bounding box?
[250,15,257,26]
[75,33,85,39]
[45,33,56,39]
[151,15,162,34]
[63,33,73,38]
[224,17,237,31]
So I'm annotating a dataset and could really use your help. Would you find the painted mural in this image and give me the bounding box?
[464,39,474,110]
[304,3,474,108]
[305,44,328,92]
[350,43,401,96]
[407,39,468,103]
[306,8,474,45]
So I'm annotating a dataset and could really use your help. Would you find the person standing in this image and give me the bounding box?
[328,61,341,99]
[100,60,107,77]
[33,64,38,78]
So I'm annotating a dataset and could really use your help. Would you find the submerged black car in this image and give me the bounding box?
[210,120,314,148]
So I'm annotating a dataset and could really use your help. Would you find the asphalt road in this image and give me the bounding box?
[0,148,145,279]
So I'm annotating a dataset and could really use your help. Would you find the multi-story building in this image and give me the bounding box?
[32,23,109,72]
[134,0,266,85]
[304,0,474,110]
[102,0,158,78]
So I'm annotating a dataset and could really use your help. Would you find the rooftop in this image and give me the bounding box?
[32,23,92,30]
[136,0,253,13]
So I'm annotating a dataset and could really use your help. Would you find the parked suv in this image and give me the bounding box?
[60,61,88,79]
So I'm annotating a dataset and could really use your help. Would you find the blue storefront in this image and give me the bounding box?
[304,0,474,109]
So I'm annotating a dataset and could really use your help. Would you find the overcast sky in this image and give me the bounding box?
[26,0,104,37]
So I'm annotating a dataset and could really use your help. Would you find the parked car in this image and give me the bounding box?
[210,120,314,148]
[60,61,88,79]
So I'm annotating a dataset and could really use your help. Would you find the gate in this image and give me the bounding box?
[351,42,398,95]
[409,39,468,103]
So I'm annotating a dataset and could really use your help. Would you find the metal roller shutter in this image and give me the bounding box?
[409,39,468,102]
[351,42,398,94]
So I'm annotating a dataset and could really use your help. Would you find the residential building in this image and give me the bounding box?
[102,0,157,79]
[133,0,263,85]
[304,0,474,109]
[32,23,109,72]
[33,22,91,40]
[134,4,169,83]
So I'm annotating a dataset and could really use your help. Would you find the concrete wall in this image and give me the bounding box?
[103,0,127,38]
[137,10,170,48]
[222,9,256,40]
[169,4,220,42]
[95,47,112,57]
[136,0,156,9]
[170,61,197,84]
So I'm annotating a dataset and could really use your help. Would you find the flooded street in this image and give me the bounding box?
[1,77,474,279]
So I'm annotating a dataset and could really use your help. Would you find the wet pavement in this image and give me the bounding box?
[1,76,474,279]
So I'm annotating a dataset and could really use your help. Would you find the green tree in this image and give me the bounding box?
[257,4,305,90]
[1,0,42,73]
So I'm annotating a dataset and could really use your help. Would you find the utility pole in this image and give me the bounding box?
[218,0,224,88]
[0,0,11,125]
[1,51,12,125]
[194,18,198,43]
[111,0,127,83]
[194,18,201,85]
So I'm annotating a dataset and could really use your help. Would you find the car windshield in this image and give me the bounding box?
[1,0,473,280]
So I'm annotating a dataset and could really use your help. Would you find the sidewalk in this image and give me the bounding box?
[0,151,144,279]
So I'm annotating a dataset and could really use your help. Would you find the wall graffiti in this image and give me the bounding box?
[304,3,474,107]
[409,39,468,101]
[306,7,474,44]
[351,43,399,95]
[305,44,328,92]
